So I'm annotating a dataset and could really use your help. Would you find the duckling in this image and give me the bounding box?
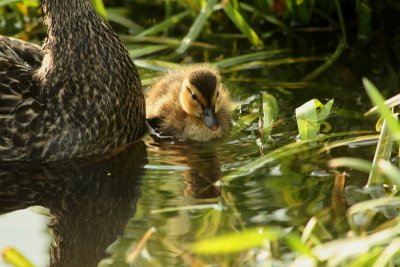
[0,0,146,162]
[146,64,231,141]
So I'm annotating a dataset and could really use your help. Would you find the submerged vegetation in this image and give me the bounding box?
[2,0,400,266]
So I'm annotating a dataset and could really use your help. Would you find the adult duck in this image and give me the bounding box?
[0,0,146,162]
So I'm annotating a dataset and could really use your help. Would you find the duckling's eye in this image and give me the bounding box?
[192,94,198,101]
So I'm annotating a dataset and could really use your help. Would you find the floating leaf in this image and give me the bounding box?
[296,99,334,141]
[261,92,278,139]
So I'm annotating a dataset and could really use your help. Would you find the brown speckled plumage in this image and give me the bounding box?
[146,64,231,141]
[0,0,146,162]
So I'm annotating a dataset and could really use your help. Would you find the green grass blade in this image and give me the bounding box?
[22,0,38,7]
[222,56,325,73]
[121,35,216,49]
[225,131,375,182]
[106,8,143,32]
[372,238,400,267]
[378,160,400,187]
[313,226,399,264]
[328,157,373,173]
[0,0,20,7]
[239,3,288,29]
[190,227,281,254]
[318,134,378,154]
[129,45,169,58]
[223,140,315,181]
[365,93,400,116]
[151,203,221,214]
[176,0,217,54]
[214,50,288,69]
[134,59,180,72]
[363,78,400,140]
[91,0,107,19]
[137,10,190,37]
[367,120,394,186]
[222,1,263,47]
[302,39,346,82]
[348,197,400,223]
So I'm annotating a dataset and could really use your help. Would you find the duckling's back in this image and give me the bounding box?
[146,70,185,118]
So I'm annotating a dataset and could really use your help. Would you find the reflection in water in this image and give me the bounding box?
[0,141,147,267]
[148,140,222,199]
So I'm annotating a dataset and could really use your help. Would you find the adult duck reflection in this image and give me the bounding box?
[0,142,147,267]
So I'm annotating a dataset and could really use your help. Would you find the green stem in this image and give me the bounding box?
[335,0,347,45]
[301,39,345,82]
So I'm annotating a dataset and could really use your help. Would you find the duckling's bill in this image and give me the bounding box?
[202,107,219,131]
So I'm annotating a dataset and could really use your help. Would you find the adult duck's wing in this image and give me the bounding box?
[0,36,42,67]
[0,36,46,161]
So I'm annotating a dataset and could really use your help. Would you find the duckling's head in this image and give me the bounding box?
[179,68,223,131]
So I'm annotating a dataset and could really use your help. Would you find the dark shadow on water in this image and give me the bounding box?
[0,141,148,267]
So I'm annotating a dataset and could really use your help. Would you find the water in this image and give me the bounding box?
[0,208,50,267]
[0,59,380,266]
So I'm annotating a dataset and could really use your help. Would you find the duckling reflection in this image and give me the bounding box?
[146,64,231,141]
[0,142,147,267]
[148,141,222,199]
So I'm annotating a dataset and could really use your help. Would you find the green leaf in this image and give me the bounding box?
[378,160,400,187]
[129,45,169,58]
[365,93,400,116]
[2,247,35,267]
[296,99,334,141]
[363,78,400,140]
[176,0,217,54]
[0,0,20,7]
[133,59,180,72]
[328,157,373,173]
[106,8,143,32]
[190,227,281,254]
[367,119,394,186]
[22,0,38,7]
[230,112,258,137]
[295,99,320,141]
[91,0,107,19]
[261,92,278,139]
[214,50,288,69]
[222,1,263,47]
[137,10,190,37]
[317,99,334,123]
